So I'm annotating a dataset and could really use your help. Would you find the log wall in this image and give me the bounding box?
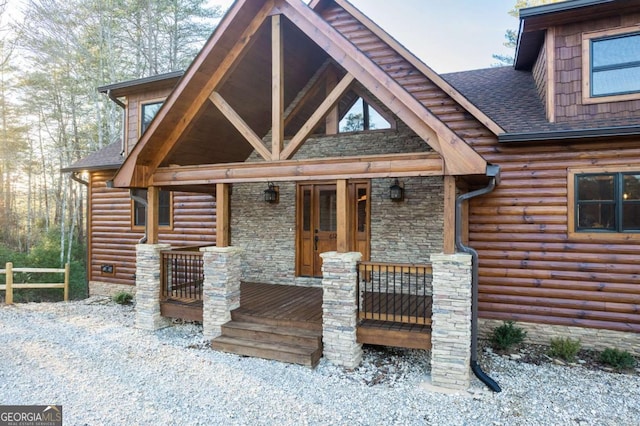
[469,139,640,333]
[89,170,216,288]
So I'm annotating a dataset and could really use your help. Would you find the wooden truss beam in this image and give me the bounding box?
[209,91,272,161]
[152,153,443,186]
[272,14,284,160]
[280,73,355,160]
[278,0,487,176]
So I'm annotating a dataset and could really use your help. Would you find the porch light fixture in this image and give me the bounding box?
[389,179,404,201]
[264,182,279,204]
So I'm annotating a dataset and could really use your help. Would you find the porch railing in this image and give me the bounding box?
[357,261,433,325]
[160,246,206,303]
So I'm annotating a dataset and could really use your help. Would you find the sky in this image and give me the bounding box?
[215,0,519,73]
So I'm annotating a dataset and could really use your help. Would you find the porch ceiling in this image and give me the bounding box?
[160,17,330,167]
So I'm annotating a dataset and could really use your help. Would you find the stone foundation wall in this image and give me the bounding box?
[430,253,472,390]
[89,281,136,298]
[480,319,640,356]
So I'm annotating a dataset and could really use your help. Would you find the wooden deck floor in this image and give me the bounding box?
[232,282,323,331]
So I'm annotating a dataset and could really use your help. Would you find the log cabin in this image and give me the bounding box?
[65,0,639,383]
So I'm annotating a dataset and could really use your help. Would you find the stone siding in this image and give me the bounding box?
[201,246,243,340]
[321,251,363,368]
[430,253,472,390]
[135,244,171,331]
[480,319,640,356]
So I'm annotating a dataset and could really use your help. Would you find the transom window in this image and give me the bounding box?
[575,172,640,233]
[140,101,163,135]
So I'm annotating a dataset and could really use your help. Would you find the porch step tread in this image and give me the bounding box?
[221,321,322,347]
[211,335,322,367]
[231,311,323,332]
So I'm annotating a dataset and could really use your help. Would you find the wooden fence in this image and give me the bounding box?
[0,262,70,304]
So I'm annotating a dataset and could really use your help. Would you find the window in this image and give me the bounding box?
[140,101,163,135]
[133,189,172,228]
[573,172,640,233]
[583,27,640,103]
[339,96,392,133]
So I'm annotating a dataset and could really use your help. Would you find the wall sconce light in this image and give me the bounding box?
[264,182,279,203]
[389,179,404,201]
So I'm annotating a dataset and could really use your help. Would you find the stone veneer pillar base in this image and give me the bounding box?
[430,253,473,390]
[201,246,243,340]
[321,251,363,369]
[135,244,172,331]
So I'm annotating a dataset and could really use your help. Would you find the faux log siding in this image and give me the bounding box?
[320,5,495,142]
[469,139,640,333]
[89,171,216,287]
[554,13,640,122]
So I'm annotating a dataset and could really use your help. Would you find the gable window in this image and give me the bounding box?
[133,189,172,228]
[572,171,640,233]
[583,27,640,103]
[339,96,392,133]
[140,101,163,135]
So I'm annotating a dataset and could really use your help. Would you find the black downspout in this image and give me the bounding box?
[455,165,502,393]
[70,172,90,299]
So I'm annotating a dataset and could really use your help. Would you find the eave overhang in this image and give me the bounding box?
[498,125,640,143]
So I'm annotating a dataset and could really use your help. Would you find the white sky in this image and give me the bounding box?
[5,0,519,73]
[215,0,519,73]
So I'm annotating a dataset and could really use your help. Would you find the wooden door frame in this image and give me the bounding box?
[295,180,370,277]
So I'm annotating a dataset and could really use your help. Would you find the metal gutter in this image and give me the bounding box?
[499,125,640,143]
[519,0,613,18]
[455,164,501,393]
[97,70,184,94]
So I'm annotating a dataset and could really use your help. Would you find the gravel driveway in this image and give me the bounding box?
[0,298,638,425]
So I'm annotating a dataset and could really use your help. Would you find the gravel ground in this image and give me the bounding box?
[0,298,639,425]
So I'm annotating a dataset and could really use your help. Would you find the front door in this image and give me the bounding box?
[297,182,370,277]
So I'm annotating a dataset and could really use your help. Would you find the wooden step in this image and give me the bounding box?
[357,320,432,350]
[231,310,322,332]
[221,321,322,348]
[211,335,323,367]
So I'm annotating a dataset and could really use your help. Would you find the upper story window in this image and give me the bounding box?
[571,171,640,234]
[583,27,640,103]
[339,96,392,133]
[140,101,163,135]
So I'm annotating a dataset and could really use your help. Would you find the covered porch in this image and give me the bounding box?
[158,244,433,366]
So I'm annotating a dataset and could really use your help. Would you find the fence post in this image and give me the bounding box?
[6,262,13,305]
[64,263,70,301]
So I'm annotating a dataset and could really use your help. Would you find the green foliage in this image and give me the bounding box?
[490,321,527,351]
[113,291,133,305]
[0,228,86,302]
[548,337,581,362]
[599,348,636,371]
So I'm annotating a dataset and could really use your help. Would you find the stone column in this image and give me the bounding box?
[135,243,172,331]
[321,251,363,369]
[430,253,473,390]
[201,246,243,340]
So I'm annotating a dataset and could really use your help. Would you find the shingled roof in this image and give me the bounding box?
[61,140,124,172]
[443,66,640,142]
